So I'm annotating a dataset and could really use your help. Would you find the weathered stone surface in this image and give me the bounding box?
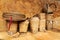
[53,17,60,30]
[19,20,29,32]
[30,17,39,33]
[6,22,17,34]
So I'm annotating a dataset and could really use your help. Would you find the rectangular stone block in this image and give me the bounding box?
[39,19,46,32]
[19,20,29,32]
[30,17,39,33]
[0,12,7,32]
[47,14,53,30]
[39,13,46,19]
[6,22,17,34]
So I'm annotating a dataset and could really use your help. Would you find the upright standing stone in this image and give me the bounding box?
[0,20,7,32]
[30,17,39,33]
[6,22,17,34]
[47,14,53,30]
[19,20,29,33]
[39,13,46,32]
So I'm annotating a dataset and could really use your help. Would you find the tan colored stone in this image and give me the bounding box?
[53,17,60,30]
[47,14,53,20]
[0,11,7,32]
[19,20,29,32]
[30,17,39,33]
[39,19,46,32]
[47,14,53,30]
[39,13,46,19]
[6,22,17,34]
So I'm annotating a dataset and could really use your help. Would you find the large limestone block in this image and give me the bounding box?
[47,20,53,30]
[47,14,53,30]
[39,13,46,19]
[6,22,17,34]
[0,20,6,32]
[30,17,39,33]
[53,17,60,30]
[19,20,29,32]
[39,19,46,32]
[3,12,27,21]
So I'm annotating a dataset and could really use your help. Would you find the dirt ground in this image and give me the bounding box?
[0,30,60,40]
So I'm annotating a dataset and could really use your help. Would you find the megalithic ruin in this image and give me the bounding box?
[47,14,53,30]
[0,20,7,32]
[6,21,17,34]
[39,13,46,32]
[30,17,39,33]
[53,17,60,30]
[46,4,55,30]
[19,20,29,33]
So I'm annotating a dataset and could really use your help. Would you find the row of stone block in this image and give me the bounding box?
[0,13,54,34]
